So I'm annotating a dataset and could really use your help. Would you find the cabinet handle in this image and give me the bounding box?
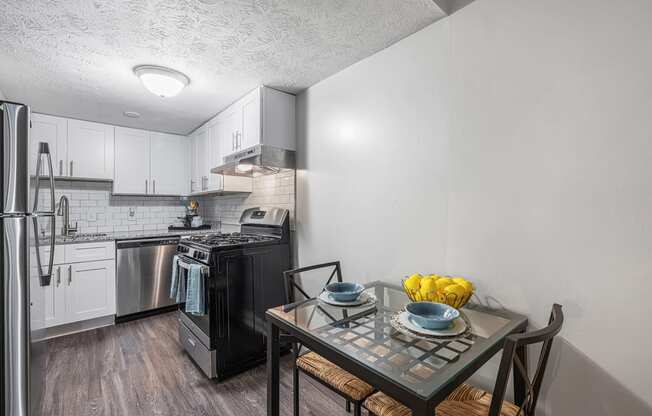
[56,266,61,287]
[237,131,241,149]
[67,265,72,286]
[153,180,156,194]
[232,133,235,151]
[59,160,63,176]
[145,179,148,194]
[69,161,73,177]
[187,338,196,347]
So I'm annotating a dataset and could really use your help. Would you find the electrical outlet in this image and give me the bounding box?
[87,212,97,222]
[129,207,136,218]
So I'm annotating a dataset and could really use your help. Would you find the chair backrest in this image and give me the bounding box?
[489,304,564,416]
[283,261,343,304]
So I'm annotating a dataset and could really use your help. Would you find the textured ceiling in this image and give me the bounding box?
[0,0,446,134]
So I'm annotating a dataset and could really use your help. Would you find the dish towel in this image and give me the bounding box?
[185,263,206,315]
[169,255,186,303]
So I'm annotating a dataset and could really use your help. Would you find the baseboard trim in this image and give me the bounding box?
[38,315,115,340]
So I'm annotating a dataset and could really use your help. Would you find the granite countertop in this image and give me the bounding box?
[35,223,242,245]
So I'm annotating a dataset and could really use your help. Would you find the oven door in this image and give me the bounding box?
[176,255,212,347]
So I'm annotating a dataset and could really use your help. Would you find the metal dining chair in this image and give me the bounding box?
[283,261,375,416]
[363,304,564,416]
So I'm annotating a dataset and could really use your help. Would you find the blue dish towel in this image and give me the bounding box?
[185,263,206,315]
[170,255,186,303]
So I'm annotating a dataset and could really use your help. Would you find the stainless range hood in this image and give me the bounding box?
[211,144,295,177]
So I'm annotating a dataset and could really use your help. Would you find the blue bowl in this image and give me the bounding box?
[406,302,460,330]
[324,282,365,302]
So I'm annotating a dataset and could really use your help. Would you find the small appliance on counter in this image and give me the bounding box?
[169,199,211,231]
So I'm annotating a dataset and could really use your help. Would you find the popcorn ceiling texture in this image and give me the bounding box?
[0,0,445,135]
[198,170,295,228]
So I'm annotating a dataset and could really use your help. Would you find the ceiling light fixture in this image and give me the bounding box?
[123,111,141,118]
[133,65,190,98]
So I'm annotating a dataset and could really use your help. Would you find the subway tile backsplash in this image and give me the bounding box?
[38,170,295,235]
[40,181,186,235]
[198,170,296,228]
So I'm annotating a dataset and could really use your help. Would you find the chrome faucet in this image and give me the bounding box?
[56,195,77,236]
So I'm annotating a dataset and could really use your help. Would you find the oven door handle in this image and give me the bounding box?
[177,256,209,271]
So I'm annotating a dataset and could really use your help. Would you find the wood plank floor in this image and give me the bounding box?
[39,312,356,416]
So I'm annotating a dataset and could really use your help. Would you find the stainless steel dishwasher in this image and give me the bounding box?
[116,237,180,317]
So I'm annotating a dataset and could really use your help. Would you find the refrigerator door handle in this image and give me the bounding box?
[32,141,56,214]
[32,214,55,287]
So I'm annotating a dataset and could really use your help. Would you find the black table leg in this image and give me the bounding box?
[267,320,280,416]
[411,400,432,416]
[513,339,529,413]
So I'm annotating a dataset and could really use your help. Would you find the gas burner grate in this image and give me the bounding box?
[186,232,278,248]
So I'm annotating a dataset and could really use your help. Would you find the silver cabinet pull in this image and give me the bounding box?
[187,338,196,347]
[236,131,241,149]
[59,160,63,176]
[153,180,156,194]
[56,266,61,287]
[67,265,72,285]
[69,161,73,177]
[232,132,236,151]
[145,179,148,194]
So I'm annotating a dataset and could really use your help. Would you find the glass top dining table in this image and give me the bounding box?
[266,281,529,416]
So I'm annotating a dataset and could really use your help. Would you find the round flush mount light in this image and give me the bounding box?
[133,65,190,98]
[123,111,141,118]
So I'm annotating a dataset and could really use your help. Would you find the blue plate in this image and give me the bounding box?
[324,282,365,302]
[405,302,460,330]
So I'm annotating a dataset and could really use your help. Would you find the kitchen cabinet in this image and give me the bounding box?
[30,115,114,180]
[218,86,296,161]
[150,132,189,195]
[67,119,114,179]
[29,241,116,331]
[29,113,67,177]
[190,127,210,192]
[114,127,150,194]
[66,260,116,322]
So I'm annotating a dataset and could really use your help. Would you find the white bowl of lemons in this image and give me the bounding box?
[402,274,475,309]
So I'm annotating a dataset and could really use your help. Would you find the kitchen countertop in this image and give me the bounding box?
[35,223,242,246]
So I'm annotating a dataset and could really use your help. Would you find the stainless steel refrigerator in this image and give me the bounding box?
[1,101,56,416]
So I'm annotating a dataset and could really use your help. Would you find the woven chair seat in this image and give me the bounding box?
[296,352,374,401]
[363,384,520,416]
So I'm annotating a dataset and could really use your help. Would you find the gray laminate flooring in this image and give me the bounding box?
[39,312,351,416]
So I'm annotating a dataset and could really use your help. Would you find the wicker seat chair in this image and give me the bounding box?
[283,262,375,416]
[364,304,564,416]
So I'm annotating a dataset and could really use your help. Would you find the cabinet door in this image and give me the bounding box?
[67,119,114,179]
[65,260,116,322]
[219,108,240,159]
[114,127,150,194]
[151,132,189,195]
[207,124,223,190]
[192,128,209,192]
[240,87,261,150]
[30,113,67,177]
[30,266,66,329]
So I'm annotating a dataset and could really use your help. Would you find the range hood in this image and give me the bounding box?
[211,144,295,177]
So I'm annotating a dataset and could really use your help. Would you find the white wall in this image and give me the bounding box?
[296,20,451,281]
[0,88,5,100]
[296,0,652,414]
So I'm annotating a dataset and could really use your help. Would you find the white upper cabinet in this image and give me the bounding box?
[190,127,210,192]
[207,123,223,190]
[67,119,114,180]
[150,132,189,195]
[114,127,150,194]
[30,113,67,177]
[240,87,262,150]
[219,86,296,160]
[114,127,190,195]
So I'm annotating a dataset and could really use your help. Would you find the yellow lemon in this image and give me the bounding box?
[435,277,453,291]
[452,277,474,293]
[428,274,441,280]
[404,274,422,292]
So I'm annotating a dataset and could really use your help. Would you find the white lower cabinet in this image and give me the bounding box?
[66,260,116,322]
[30,242,116,331]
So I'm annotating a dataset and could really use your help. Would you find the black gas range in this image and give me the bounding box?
[175,207,290,380]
